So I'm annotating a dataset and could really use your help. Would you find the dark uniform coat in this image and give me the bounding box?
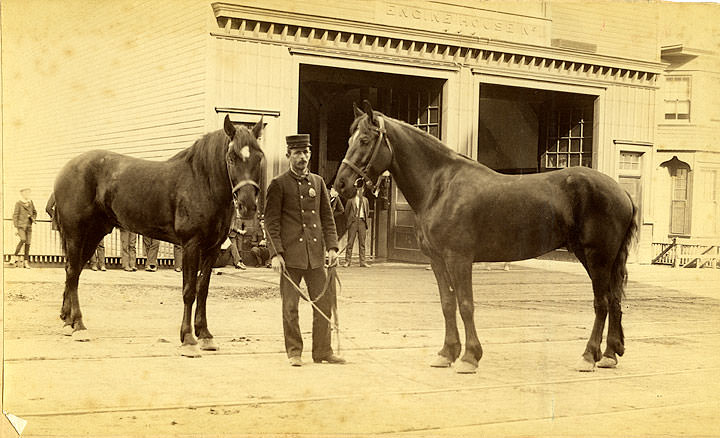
[265,170,338,270]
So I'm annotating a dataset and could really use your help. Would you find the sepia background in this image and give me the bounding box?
[2,0,719,436]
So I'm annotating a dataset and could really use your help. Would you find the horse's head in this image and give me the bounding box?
[223,115,265,218]
[334,100,393,199]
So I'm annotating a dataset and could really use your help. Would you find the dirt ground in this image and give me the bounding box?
[2,260,720,437]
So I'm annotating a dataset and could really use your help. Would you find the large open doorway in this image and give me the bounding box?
[298,65,445,263]
[478,84,596,174]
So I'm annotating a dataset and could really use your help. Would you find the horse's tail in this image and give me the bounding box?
[610,192,638,304]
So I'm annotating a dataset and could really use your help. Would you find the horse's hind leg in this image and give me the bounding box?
[194,245,221,351]
[445,257,482,374]
[429,257,461,368]
[61,228,105,341]
[575,250,613,372]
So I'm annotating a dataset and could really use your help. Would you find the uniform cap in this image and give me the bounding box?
[286,134,311,150]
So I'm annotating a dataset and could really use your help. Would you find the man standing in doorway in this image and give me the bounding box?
[342,180,371,268]
[264,134,344,367]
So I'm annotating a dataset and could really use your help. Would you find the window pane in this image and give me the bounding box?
[571,122,581,137]
[677,100,690,114]
[582,153,592,167]
[558,154,568,167]
[569,154,580,166]
[547,154,556,167]
[429,125,439,138]
[570,139,581,152]
[559,139,568,152]
[429,108,438,123]
[671,201,687,234]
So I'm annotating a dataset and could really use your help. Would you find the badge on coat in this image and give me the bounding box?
[308,187,316,198]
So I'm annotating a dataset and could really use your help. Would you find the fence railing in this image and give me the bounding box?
[4,219,179,266]
[651,238,719,268]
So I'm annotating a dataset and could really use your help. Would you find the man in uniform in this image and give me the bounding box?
[264,134,345,367]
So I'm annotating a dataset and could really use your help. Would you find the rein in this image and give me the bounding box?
[342,116,394,190]
[260,221,343,353]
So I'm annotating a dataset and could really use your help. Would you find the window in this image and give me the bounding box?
[670,166,691,235]
[544,108,593,169]
[619,151,641,171]
[664,76,691,121]
[395,90,441,138]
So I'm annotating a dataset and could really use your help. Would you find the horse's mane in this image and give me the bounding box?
[169,126,261,174]
[351,111,458,161]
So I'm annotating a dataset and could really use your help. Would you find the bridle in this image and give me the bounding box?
[225,143,260,202]
[341,116,394,191]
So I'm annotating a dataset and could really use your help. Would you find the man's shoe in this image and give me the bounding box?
[91,265,98,271]
[289,356,303,367]
[23,261,31,269]
[174,267,182,272]
[123,267,134,272]
[340,261,350,268]
[100,266,107,271]
[235,262,247,270]
[359,262,371,268]
[313,354,346,364]
[145,265,158,272]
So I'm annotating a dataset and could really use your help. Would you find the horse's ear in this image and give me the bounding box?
[353,102,364,118]
[362,99,377,126]
[223,114,236,138]
[252,116,264,140]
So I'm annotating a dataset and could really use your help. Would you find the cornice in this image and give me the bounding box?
[211,1,665,85]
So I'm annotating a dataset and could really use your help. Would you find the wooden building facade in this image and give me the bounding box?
[4,0,670,263]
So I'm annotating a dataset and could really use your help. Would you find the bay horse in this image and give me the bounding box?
[52,115,264,357]
[335,101,637,373]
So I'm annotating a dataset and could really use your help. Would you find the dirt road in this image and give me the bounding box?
[3,261,720,437]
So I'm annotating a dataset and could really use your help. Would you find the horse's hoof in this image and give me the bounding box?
[72,329,91,342]
[198,338,218,351]
[597,357,618,368]
[455,360,478,374]
[62,325,74,336]
[430,355,452,368]
[575,357,596,372]
[178,344,202,358]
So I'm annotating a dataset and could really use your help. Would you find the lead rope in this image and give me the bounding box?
[260,221,342,354]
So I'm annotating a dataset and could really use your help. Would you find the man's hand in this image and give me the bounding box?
[271,255,285,273]
[327,249,338,268]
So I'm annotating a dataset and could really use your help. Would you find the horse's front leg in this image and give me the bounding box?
[179,242,202,357]
[429,257,461,368]
[194,245,221,351]
[446,258,483,374]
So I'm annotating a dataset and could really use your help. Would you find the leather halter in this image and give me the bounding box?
[226,144,260,200]
[341,116,394,190]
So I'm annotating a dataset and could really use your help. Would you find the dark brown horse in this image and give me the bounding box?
[335,101,637,373]
[52,115,264,357]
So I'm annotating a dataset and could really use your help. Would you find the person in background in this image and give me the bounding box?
[264,133,344,367]
[227,209,247,270]
[239,214,270,268]
[173,244,183,272]
[89,240,107,271]
[329,186,346,253]
[342,180,371,268]
[120,229,137,272]
[142,236,160,272]
[13,188,37,268]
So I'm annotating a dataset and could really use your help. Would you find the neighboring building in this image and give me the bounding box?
[4,1,675,263]
[651,44,720,265]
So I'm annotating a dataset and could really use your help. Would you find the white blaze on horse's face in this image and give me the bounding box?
[239,145,251,161]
